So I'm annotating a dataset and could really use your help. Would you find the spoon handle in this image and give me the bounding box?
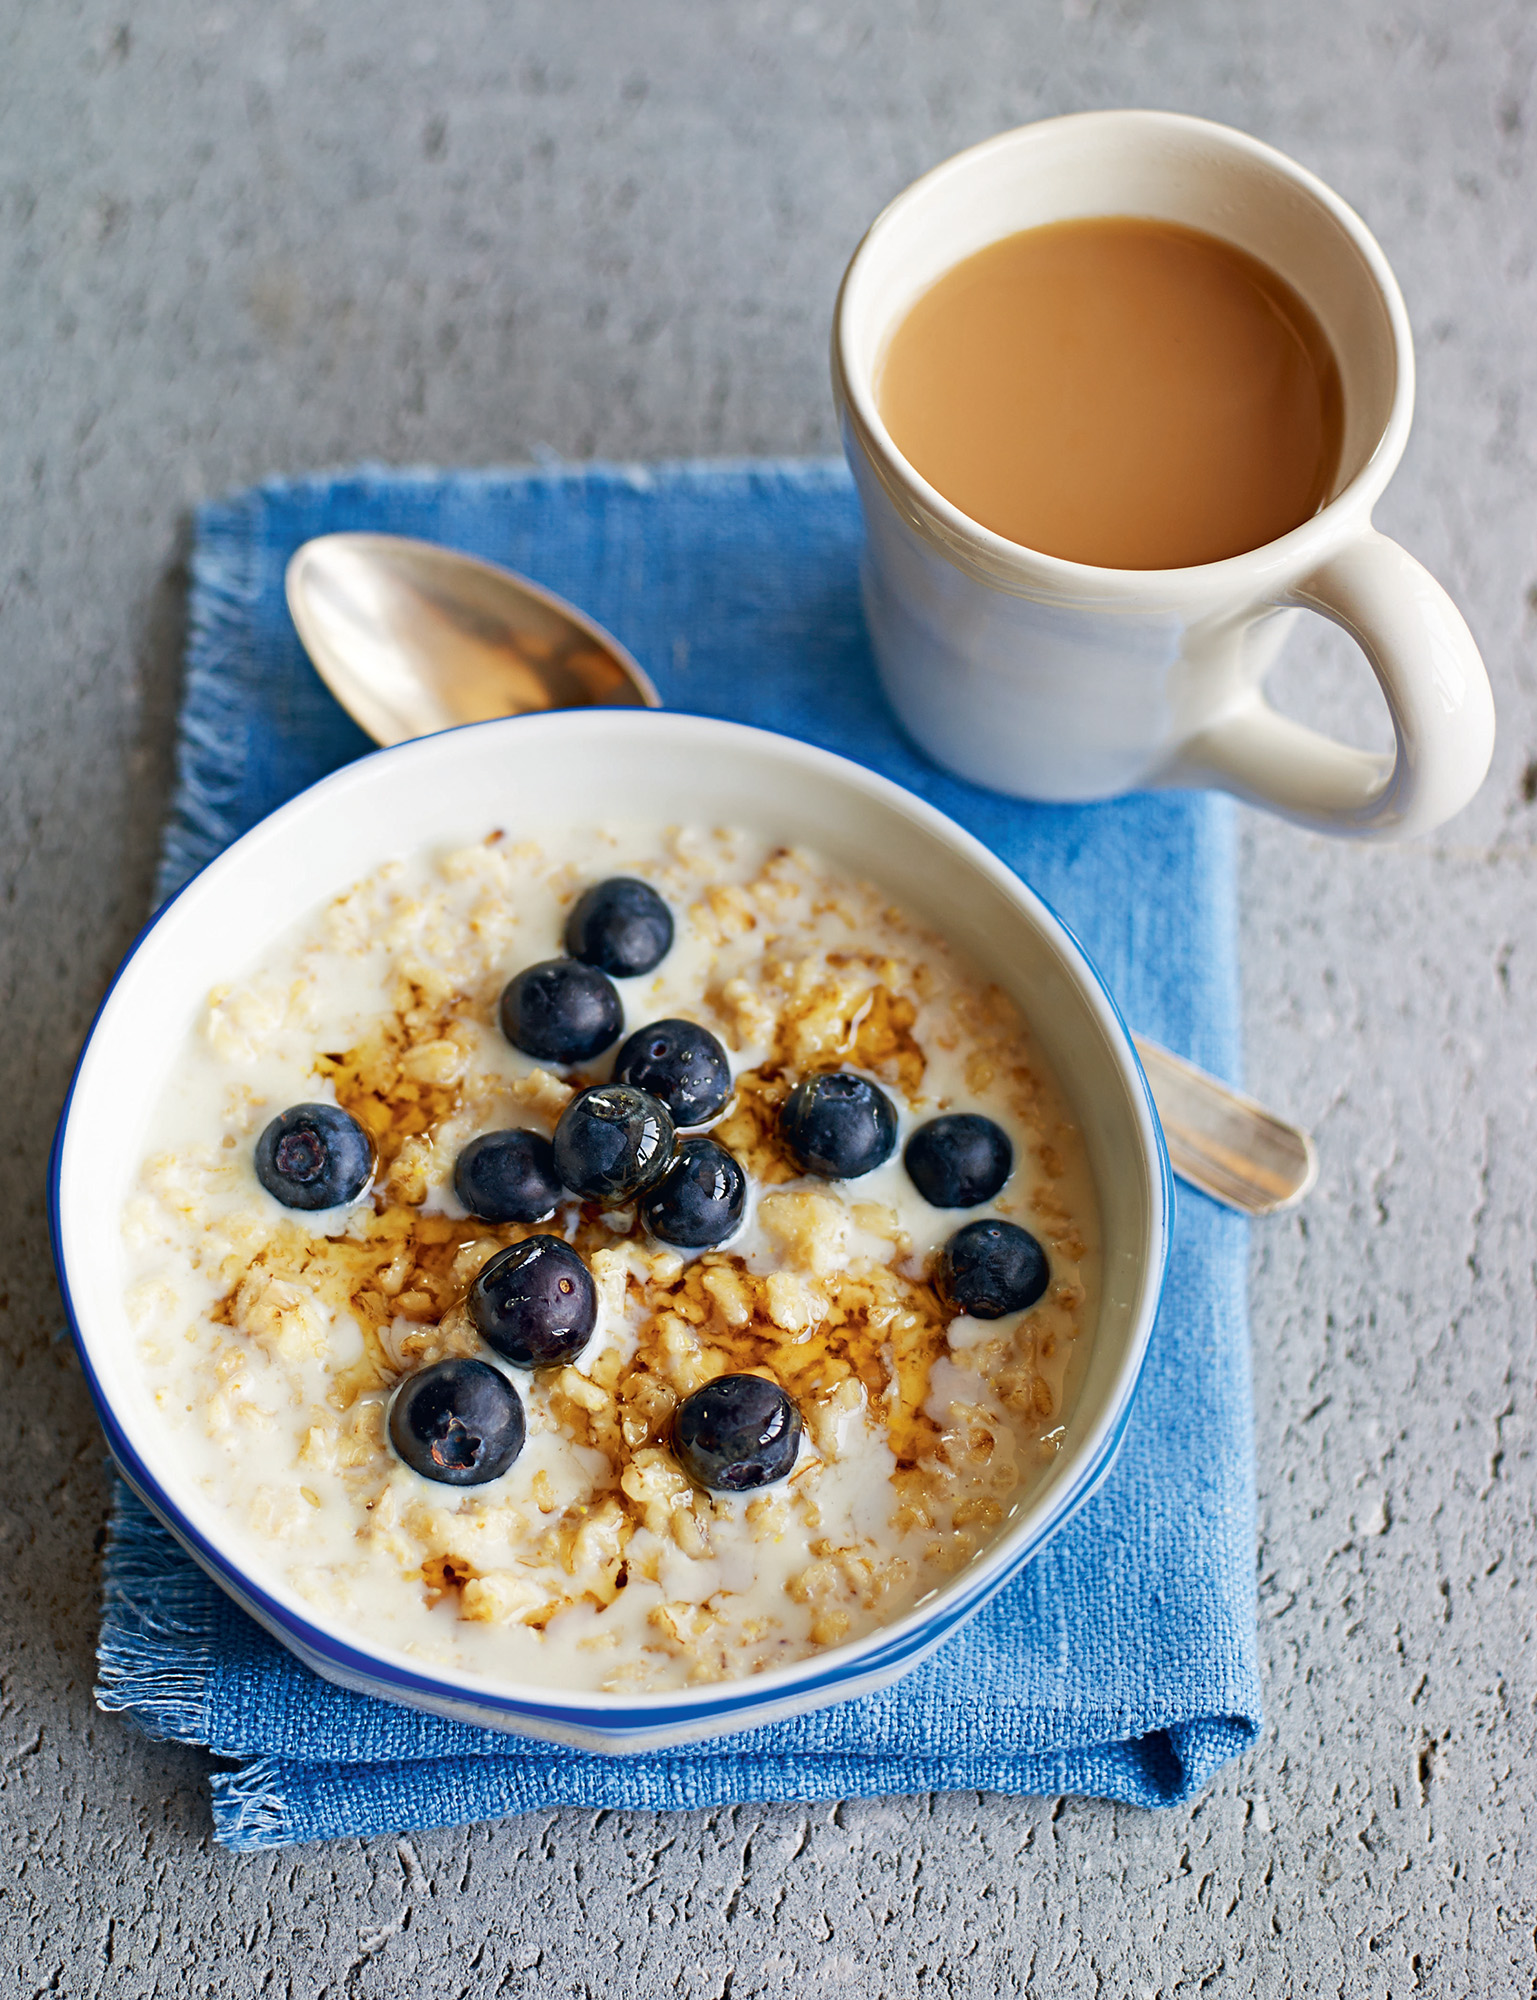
[1132,1035,1318,1217]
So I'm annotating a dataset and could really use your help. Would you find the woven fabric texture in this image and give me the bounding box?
[96,461,1259,1849]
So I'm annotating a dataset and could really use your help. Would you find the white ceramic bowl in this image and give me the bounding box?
[52,711,1171,1754]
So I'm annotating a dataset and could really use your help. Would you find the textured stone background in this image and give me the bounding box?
[2,0,1534,1991]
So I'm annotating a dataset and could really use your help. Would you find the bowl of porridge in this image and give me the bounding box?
[53,710,1171,1753]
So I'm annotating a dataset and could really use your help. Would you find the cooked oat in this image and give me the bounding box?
[122,826,1098,1692]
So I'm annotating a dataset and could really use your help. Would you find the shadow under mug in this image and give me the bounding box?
[832,110,1496,840]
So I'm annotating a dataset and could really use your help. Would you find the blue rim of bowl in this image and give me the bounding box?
[50,710,1174,1739]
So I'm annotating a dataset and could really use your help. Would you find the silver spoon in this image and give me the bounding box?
[285,531,661,741]
[1131,1036,1316,1217]
[285,531,1318,1216]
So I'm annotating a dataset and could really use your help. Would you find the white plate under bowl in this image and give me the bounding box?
[52,710,1172,1754]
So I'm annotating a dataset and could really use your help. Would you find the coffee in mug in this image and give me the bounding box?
[833,112,1495,837]
[876,216,1344,571]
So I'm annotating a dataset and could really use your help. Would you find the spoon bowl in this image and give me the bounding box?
[285,533,660,746]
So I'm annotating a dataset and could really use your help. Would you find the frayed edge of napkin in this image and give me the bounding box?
[210,1757,293,1852]
[156,517,264,905]
[96,1484,220,1747]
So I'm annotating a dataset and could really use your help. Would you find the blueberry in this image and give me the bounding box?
[499,958,623,1065]
[904,1114,1013,1209]
[641,1136,747,1249]
[672,1374,802,1493]
[936,1219,1050,1319]
[468,1234,597,1368]
[779,1071,898,1180]
[254,1102,373,1211]
[612,1018,732,1126]
[553,1083,675,1206]
[388,1357,525,1485]
[564,877,674,978]
[453,1129,564,1224]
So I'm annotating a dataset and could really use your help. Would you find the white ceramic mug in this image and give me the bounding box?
[832,110,1496,840]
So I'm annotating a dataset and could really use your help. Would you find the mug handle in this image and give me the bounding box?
[1172,528,1496,840]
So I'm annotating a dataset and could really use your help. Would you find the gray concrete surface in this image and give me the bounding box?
[2,0,1534,1991]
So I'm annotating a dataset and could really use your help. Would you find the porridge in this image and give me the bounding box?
[122,825,1099,1693]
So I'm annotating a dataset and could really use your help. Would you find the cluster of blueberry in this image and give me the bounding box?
[249,877,1052,1504]
[477,877,744,1248]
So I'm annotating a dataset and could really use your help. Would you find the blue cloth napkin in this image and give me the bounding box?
[96,460,1259,1850]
